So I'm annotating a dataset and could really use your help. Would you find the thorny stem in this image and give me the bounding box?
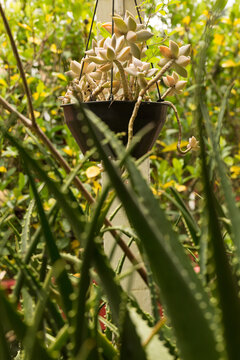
[0,96,148,286]
[114,59,130,100]
[162,100,191,155]
[127,59,174,148]
[0,4,36,126]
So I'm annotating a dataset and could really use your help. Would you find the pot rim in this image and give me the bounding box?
[61,99,167,108]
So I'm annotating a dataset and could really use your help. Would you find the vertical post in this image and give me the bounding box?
[97,0,151,313]
[97,0,140,21]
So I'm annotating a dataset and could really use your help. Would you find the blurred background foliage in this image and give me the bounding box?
[0,0,239,251]
[0,0,240,358]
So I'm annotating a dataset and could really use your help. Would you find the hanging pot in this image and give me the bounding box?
[62,100,168,159]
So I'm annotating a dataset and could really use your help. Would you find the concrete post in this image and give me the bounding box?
[97,0,140,21]
[97,0,151,313]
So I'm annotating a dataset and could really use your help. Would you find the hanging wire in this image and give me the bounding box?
[134,0,162,100]
[109,0,115,101]
[79,0,99,81]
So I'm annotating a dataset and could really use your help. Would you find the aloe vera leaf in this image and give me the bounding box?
[167,187,200,245]
[93,242,147,360]
[215,81,234,144]
[0,289,54,360]
[78,104,221,360]
[129,307,174,360]
[3,129,84,244]
[23,161,74,316]
[0,319,11,360]
[199,99,240,360]
[73,185,110,356]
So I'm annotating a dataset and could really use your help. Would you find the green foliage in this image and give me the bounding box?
[0,0,240,359]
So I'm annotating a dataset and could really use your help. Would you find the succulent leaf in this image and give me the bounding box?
[130,43,141,59]
[116,35,126,53]
[125,66,138,77]
[179,44,191,56]
[175,55,190,67]
[175,80,187,91]
[101,22,112,34]
[99,49,108,60]
[70,60,82,75]
[111,34,117,49]
[85,56,107,65]
[166,74,176,86]
[106,46,116,61]
[136,29,154,42]
[117,46,131,62]
[163,76,170,87]
[127,16,137,31]
[113,17,128,34]
[137,73,148,89]
[172,63,188,78]
[172,71,179,82]
[126,30,137,43]
[90,71,102,80]
[158,58,170,67]
[159,46,172,59]
[99,63,112,72]
[169,40,179,58]
[85,49,95,56]
[65,70,78,78]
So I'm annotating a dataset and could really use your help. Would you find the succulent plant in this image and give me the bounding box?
[61,10,196,154]
[159,41,191,78]
[162,71,187,98]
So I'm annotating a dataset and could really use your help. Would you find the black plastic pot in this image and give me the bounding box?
[62,100,168,159]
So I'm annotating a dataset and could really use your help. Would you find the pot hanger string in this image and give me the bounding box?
[79,0,99,81]
[109,0,115,100]
[134,0,162,101]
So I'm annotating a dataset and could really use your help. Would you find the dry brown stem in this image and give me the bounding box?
[162,100,191,155]
[0,4,36,126]
[127,59,175,148]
